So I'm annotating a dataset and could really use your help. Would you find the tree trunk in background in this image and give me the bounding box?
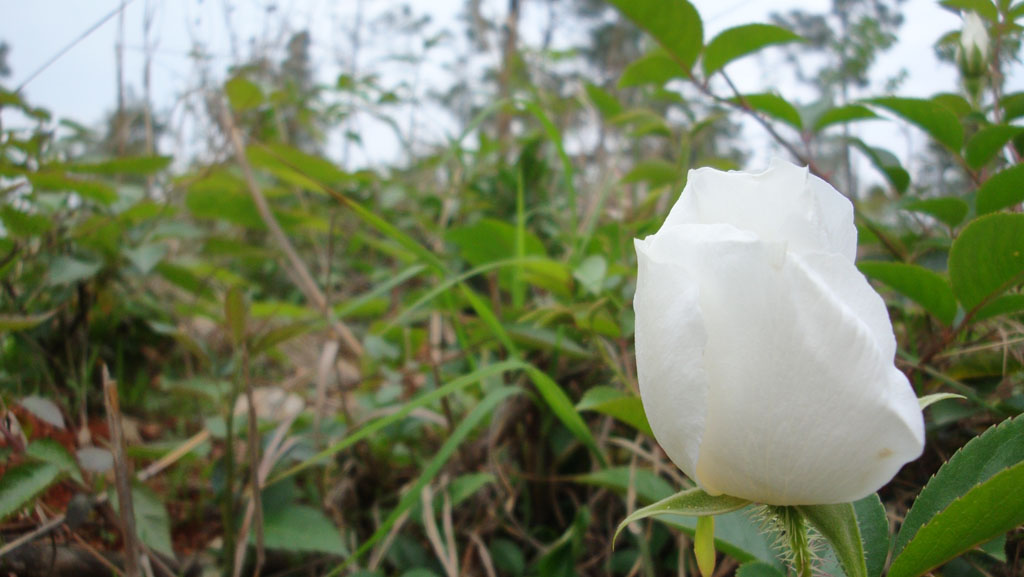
[497,0,520,152]
[115,0,127,159]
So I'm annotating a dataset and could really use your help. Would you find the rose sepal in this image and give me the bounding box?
[794,502,868,577]
[612,486,750,545]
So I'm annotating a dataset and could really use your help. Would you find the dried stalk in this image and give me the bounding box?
[102,365,141,577]
[232,413,300,577]
[217,101,363,358]
[242,346,265,577]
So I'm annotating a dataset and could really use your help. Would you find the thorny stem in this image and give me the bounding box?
[767,506,814,577]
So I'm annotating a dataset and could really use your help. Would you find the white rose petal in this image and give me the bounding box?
[961,12,990,61]
[633,159,925,505]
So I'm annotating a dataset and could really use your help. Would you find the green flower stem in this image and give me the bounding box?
[768,506,813,577]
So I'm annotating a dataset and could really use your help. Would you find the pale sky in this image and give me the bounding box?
[0,0,991,174]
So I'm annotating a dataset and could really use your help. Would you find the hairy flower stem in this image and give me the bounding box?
[767,506,813,577]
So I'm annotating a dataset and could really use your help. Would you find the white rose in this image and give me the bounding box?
[633,159,924,506]
[958,12,990,78]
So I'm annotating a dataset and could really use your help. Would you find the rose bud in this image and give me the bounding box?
[633,159,924,505]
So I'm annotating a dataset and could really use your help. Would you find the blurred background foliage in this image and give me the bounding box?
[1,0,1023,576]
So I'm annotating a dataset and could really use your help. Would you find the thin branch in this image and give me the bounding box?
[14,1,134,93]
[718,71,826,177]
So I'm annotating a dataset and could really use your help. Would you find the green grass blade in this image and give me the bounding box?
[328,386,522,573]
[268,360,525,484]
[525,365,607,466]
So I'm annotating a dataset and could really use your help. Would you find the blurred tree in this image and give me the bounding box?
[773,0,906,194]
[226,29,323,152]
[279,30,319,152]
[0,41,10,79]
[100,97,166,161]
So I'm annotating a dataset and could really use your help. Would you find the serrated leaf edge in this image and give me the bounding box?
[895,415,1023,554]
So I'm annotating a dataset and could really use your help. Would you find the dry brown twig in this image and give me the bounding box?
[421,481,460,577]
[232,411,301,577]
[216,99,364,359]
[102,364,142,577]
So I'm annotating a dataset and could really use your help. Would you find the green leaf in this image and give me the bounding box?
[974,293,1024,321]
[575,386,653,436]
[130,484,175,558]
[25,439,82,484]
[447,219,546,267]
[249,143,354,187]
[225,75,263,111]
[610,108,672,136]
[0,205,52,237]
[186,172,265,229]
[948,213,1024,311]
[525,365,607,466]
[0,310,56,332]
[965,125,1024,169]
[888,461,1024,577]
[605,0,703,71]
[702,24,803,77]
[490,539,526,576]
[902,197,969,228]
[250,320,320,355]
[28,172,117,204]
[576,467,784,565]
[155,262,215,299]
[573,255,607,295]
[734,92,802,129]
[0,462,63,522]
[619,48,687,88]
[613,487,750,545]
[506,325,592,359]
[858,261,957,325]
[519,99,579,236]
[796,503,867,577]
[333,265,426,318]
[123,243,167,275]
[940,0,999,21]
[64,156,172,176]
[662,509,783,567]
[895,415,1024,556]
[47,256,102,286]
[246,146,327,194]
[1001,92,1024,121]
[865,97,963,151]
[853,494,889,577]
[850,139,910,193]
[584,82,622,118]
[261,505,348,555]
[976,163,1024,215]
[932,93,973,118]
[736,562,786,577]
[447,472,496,508]
[621,159,681,187]
[573,467,674,503]
[918,393,966,410]
[272,360,525,482]
[813,104,878,132]
[19,396,65,428]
